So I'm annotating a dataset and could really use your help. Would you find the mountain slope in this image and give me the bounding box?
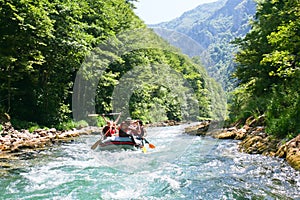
[150,0,256,90]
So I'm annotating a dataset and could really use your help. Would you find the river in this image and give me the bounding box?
[1,124,300,199]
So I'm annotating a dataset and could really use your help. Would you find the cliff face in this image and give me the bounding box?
[150,0,256,90]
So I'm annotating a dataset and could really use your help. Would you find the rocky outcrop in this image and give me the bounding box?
[184,121,211,136]
[0,126,101,154]
[276,134,300,170]
[0,115,101,173]
[184,115,300,171]
[238,134,280,156]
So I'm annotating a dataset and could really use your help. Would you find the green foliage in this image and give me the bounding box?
[0,0,143,128]
[92,42,226,123]
[56,120,75,131]
[75,120,89,129]
[227,84,268,124]
[56,119,89,131]
[11,119,40,131]
[28,125,41,133]
[0,0,226,129]
[265,83,300,138]
[96,117,106,128]
[232,0,300,137]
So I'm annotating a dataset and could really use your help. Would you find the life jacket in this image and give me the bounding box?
[118,128,130,137]
[103,126,115,137]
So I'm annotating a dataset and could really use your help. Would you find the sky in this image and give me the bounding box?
[134,0,218,24]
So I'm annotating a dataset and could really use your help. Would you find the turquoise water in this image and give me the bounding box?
[1,125,300,200]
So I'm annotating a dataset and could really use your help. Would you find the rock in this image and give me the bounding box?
[235,128,247,140]
[49,128,57,133]
[0,126,97,154]
[215,130,237,139]
[239,133,280,155]
[239,135,263,154]
[184,115,300,171]
[285,134,300,170]
[275,144,287,158]
[184,121,212,136]
[286,150,300,171]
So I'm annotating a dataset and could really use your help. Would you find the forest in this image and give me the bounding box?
[0,0,225,130]
[231,0,300,138]
[1,0,299,139]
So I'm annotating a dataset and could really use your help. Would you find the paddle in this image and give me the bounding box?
[91,139,102,150]
[143,138,155,149]
[141,146,147,153]
[137,137,147,153]
[88,113,121,117]
[91,129,108,150]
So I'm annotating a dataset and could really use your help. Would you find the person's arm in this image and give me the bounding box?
[114,112,122,124]
[101,114,109,123]
[136,123,141,135]
[141,127,147,137]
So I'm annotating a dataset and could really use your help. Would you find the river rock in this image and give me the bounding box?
[215,128,237,139]
[276,134,300,170]
[184,121,211,136]
[184,115,300,171]
[239,133,280,156]
[0,126,101,154]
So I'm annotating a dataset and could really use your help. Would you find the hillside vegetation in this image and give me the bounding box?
[152,0,300,138]
[231,0,300,138]
[0,0,226,129]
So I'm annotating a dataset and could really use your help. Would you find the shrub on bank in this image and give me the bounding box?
[57,120,89,131]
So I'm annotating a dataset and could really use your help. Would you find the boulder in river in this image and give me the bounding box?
[276,134,300,170]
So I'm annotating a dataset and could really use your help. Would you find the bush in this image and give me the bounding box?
[75,120,89,129]
[56,120,89,130]
[266,85,300,138]
[28,125,41,133]
[227,86,267,125]
[11,119,40,130]
[96,117,106,127]
[56,120,76,130]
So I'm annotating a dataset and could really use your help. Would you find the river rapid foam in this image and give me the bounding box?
[1,125,300,199]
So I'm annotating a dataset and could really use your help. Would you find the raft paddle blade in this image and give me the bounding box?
[148,143,155,149]
[142,146,147,153]
[91,140,101,150]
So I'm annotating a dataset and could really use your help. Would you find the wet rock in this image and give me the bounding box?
[276,134,300,170]
[215,128,237,139]
[238,133,280,156]
[146,120,182,127]
[184,121,211,136]
[184,116,300,171]
[235,128,247,140]
[0,126,100,154]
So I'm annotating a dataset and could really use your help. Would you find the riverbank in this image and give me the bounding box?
[0,119,180,156]
[0,125,101,159]
[184,116,300,171]
[3,117,299,171]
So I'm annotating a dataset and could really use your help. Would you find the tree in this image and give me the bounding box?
[232,0,300,137]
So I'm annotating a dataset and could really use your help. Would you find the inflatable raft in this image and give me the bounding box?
[97,136,143,151]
